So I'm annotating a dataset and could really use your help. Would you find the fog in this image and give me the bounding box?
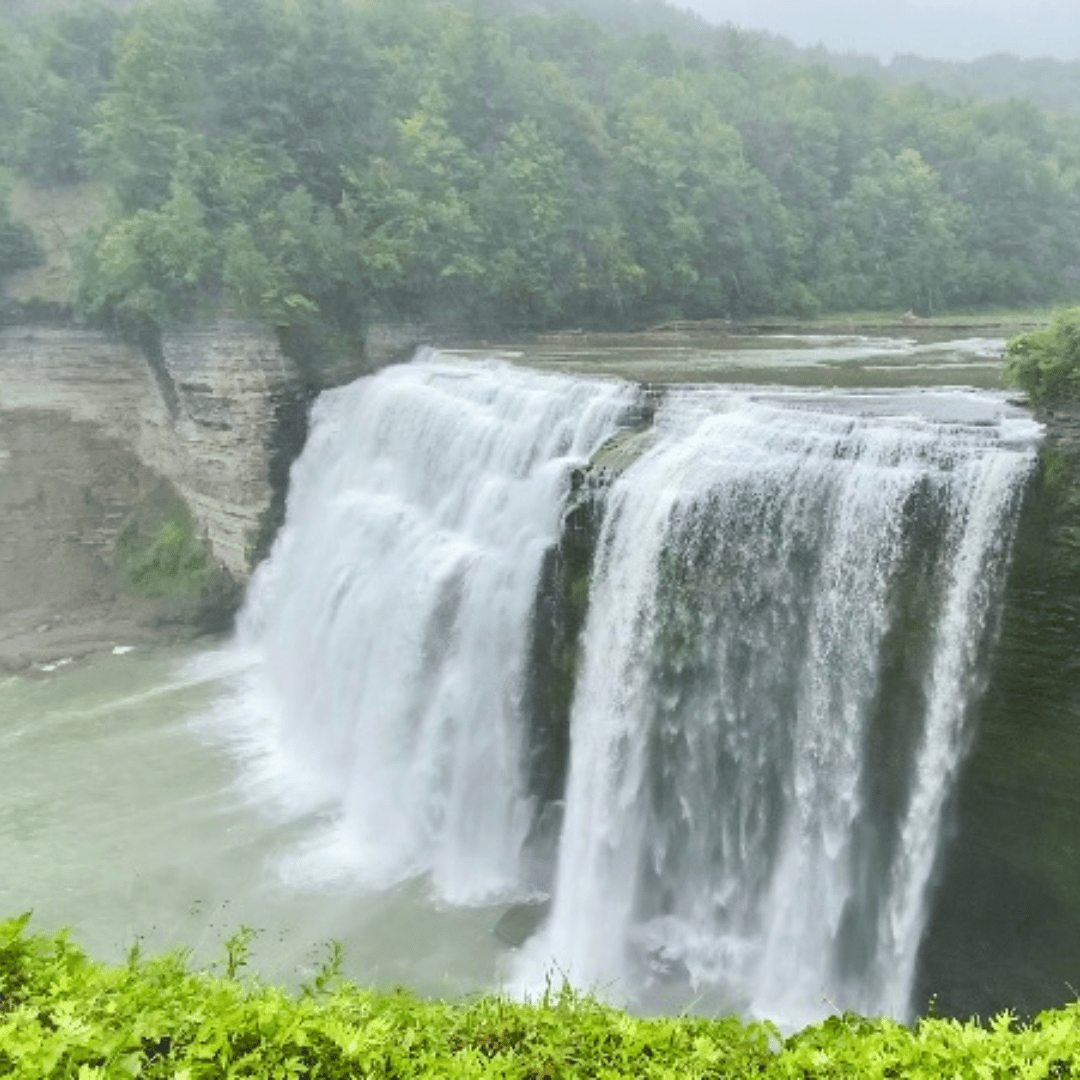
[681,0,1080,61]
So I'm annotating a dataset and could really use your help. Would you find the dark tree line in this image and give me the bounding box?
[2,0,1080,343]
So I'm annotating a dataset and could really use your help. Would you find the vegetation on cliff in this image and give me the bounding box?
[1005,307,1080,404]
[0,185,41,284]
[3,914,1080,1078]
[1,0,1080,341]
[115,496,240,631]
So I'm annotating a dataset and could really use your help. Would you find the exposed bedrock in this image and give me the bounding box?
[0,319,431,659]
[0,320,295,578]
[915,404,1080,1019]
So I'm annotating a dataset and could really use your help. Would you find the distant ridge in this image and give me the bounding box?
[781,46,1080,114]
[520,0,1080,112]
[8,0,1079,113]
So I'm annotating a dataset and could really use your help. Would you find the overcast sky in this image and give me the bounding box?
[677,0,1080,62]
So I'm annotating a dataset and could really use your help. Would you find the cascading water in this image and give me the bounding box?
[517,386,1039,1026]
[233,352,1040,1027]
[235,353,636,902]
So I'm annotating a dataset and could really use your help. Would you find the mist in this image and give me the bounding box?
[681,0,1080,61]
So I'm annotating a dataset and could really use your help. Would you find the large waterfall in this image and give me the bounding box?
[234,352,1039,1026]
[236,354,636,901]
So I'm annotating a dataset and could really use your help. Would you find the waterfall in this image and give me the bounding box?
[518,386,1039,1025]
[235,353,635,902]
[235,353,1039,1026]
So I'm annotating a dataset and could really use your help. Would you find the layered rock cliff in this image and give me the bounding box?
[0,320,354,669]
[0,320,297,578]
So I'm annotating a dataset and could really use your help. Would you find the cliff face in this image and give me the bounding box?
[0,320,296,579]
[0,410,161,617]
[0,320,316,669]
[915,405,1080,1020]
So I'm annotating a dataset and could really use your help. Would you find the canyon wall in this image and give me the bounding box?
[0,320,297,579]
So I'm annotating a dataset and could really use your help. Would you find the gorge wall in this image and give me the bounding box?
[0,318,427,667]
[915,404,1080,1019]
[0,320,295,578]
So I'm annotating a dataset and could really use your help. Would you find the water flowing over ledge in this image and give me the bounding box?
[230,352,1040,1028]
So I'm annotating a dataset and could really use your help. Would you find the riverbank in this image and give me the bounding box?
[0,600,209,678]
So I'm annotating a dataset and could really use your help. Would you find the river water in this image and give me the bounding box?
[0,645,509,995]
[0,331,1057,1027]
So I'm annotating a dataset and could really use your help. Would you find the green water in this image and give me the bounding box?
[0,646,510,994]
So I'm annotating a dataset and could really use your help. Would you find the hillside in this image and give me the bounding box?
[2,0,1079,350]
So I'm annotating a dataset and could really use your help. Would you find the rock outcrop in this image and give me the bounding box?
[0,318,323,669]
[0,319,296,578]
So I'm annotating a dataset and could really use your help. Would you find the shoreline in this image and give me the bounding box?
[0,599,216,678]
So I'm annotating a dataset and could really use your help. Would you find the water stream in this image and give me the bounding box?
[0,343,1048,1027]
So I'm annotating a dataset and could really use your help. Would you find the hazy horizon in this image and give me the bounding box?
[679,0,1080,62]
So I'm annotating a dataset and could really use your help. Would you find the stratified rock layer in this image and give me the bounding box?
[0,320,295,578]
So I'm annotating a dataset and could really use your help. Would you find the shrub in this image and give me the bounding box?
[116,513,214,598]
[115,508,241,631]
[1004,306,1080,404]
[4,914,1080,1079]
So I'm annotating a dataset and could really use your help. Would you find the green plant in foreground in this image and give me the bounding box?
[1004,306,1080,404]
[4,914,1080,1078]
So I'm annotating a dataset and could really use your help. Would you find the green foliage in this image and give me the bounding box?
[3,916,1080,1078]
[79,179,214,333]
[4,3,129,186]
[820,148,968,316]
[115,505,241,630]
[802,47,1080,116]
[1004,307,1080,403]
[0,195,41,282]
[115,509,214,598]
[4,0,1080,336]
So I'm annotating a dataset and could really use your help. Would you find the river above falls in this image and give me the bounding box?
[444,326,1011,389]
[2,331,1068,1028]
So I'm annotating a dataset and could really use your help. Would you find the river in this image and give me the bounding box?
[2,330,1071,1028]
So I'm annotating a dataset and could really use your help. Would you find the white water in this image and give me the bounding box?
[518,386,1039,1026]
[232,354,1039,1027]
[235,353,635,902]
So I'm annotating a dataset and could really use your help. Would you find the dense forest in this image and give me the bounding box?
[1,0,1080,347]
[795,49,1080,115]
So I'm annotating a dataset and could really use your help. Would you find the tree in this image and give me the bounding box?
[79,179,214,333]
[818,148,968,315]
[0,186,42,282]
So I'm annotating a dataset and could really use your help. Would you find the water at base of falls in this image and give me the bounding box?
[231,353,1040,1028]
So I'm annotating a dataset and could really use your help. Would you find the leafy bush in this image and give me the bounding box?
[3,914,1080,1078]
[115,507,240,631]
[116,512,214,599]
[1004,307,1080,404]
